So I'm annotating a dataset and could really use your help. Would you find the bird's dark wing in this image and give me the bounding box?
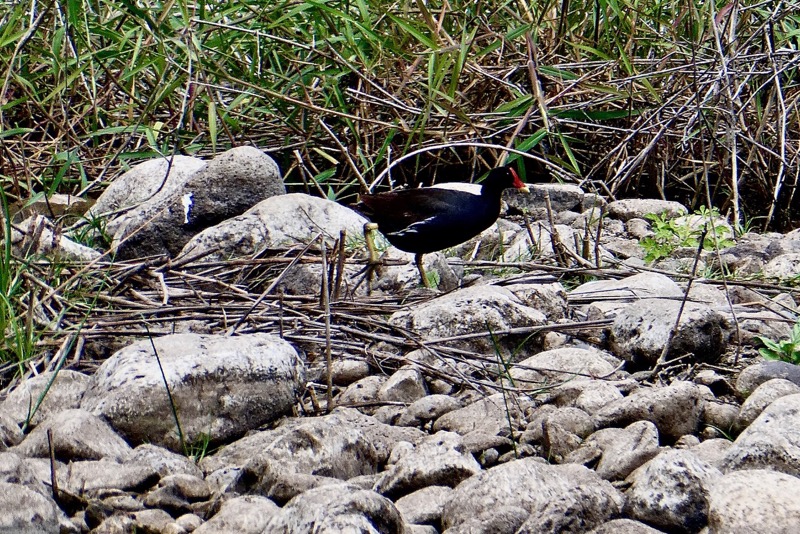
[355,188,474,234]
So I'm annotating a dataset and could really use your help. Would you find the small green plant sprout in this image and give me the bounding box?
[640,207,735,263]
[755,321,800,365]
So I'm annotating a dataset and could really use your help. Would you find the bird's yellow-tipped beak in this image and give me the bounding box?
[519,186,530,193]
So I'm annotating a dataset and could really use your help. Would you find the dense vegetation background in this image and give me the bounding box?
[1,0,798,229]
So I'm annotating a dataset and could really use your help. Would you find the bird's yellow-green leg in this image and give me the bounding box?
[415,253,432,288]
[364,223,380,266]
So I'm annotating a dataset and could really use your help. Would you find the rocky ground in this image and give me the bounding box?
[4,147,800,533]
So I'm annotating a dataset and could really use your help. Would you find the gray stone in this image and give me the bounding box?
[509,347,622,390]
[0,410,22,450]
[0,452,48,496]
[336,375,387,409]
[722,393,800,475]
[330,359,371,386]
[113,147,284,259]
[180,193,365,262]
[1,370,89,428]
[242,413,380,502]
[394,485,452,526]
[441,458,622,531]
[378,366,427,404]
[433,393,528,436]
[90,155,205,218]
[735,361,800,397]
[132,508,174,533]
[62,458,159,494]
[0,481,61,533]
[625,449,721,531]
[606,199,687,221]
[702,401,738,436]
[540,380,625,415]
[763,253,800,280]
[10,215,101,262]
[504,281,569,321]
[707,469,800,532]
[264,483,405,533]
[736,378,800,431]
[565,421,661,481]
[610,299,727,367]
[374,431,481,498]
[81,333,304,450]
[397,395,463,427]
[587,518,666,533]
[689,438,733,469]
[388,285,546,354]
[593,381,709,441]
[570,272,683,317]
[13,408,131,462]
[195,495,280,534]
[127,444,203,478]
[504,183,585,215]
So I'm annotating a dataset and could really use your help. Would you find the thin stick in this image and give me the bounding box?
[320,241,334,413]
[333,230,347,301]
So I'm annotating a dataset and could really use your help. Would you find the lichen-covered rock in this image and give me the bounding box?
[112,147,284,259]
[624,449,721,531]
[81,333,304,450]
[441,458,622,531]
[374,431,481,498]
[722,393,800,475]
[388,285,546,354]
[264,483,406,533]
[706,470,800,532]
[610,299,727,367]
[593,381,709,441]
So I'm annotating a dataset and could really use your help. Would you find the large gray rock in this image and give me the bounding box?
[195,495,280,534]
[0,370,89,428]
[433,393,529,437]
[610,299,728,367]
[388,285,546,354]
[441,458,622,531]
[112,147,284,259]
[593,381,709,441]
[10,215,100,262]
[736,361,800,397]
[90,155,206,218]
[374,431,481,499]
[62,458,159,494]
[180,193,367,262]
[0,481,61,533]
[587,519,666,533]
[569,272,683,318]
[735,378,800,431]
[606,199,687,221]
[264,483,406,533]
[13,408,131,462]
[241,413,381,503]
[504,183,585,219]
[394,485,452,526]
[706,469,800,532]
[722,393,800,475]
[565,421,661,481]
[0,410,23,450]
[624,449,721,531]
[81,333,304,450]
[509,347,623,389]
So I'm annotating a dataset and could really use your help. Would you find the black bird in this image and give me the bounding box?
[355,165,529,287]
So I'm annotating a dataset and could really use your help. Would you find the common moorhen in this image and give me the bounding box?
[355,165,529,287]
